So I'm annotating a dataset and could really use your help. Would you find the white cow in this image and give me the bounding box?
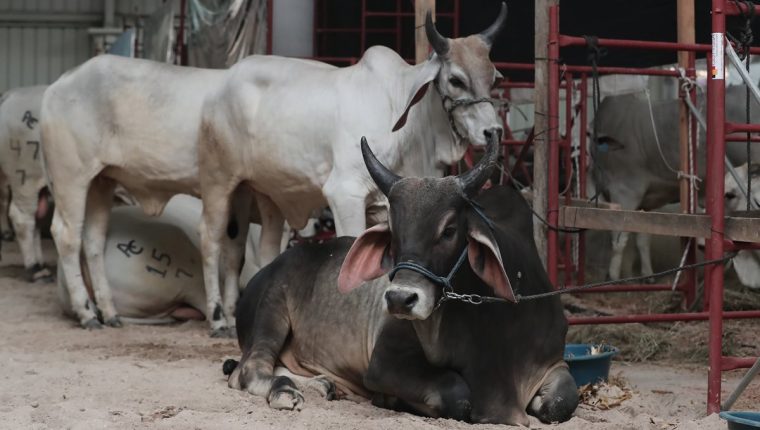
[0,86,53,282]
[58,195,262,323]
[196,7,508,336]
[592,86,760,281]
[41,5,508,336]
[724,163,760,290]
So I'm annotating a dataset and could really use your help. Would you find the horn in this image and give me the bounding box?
[361,136,401,197]
[478,2,508,48]
[425,10,449,56]
[456,130,501,197]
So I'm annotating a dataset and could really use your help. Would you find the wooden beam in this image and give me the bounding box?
[520,190,621,210]
[558,206,760,243]
[415,0,434,64]
[533,0,559,267]
[677,0,695,212]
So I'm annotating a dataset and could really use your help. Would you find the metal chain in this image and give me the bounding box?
[436,252,738,307]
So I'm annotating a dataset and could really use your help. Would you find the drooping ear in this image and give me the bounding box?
[392,56,442,132]
[466,220,516,302]
[338,223,391,293]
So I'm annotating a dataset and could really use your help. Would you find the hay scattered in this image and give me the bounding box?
[578,372,634,410]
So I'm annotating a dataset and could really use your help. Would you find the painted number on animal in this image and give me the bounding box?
[10,139,20,157]
[22,111,38,129]
[116,239,144,257]
[26,141,39,159]
[15,169,26,185]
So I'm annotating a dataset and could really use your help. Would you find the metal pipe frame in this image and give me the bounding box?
[541,0,759,414]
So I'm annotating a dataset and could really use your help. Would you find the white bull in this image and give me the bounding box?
[0,86,53,282]
[196,7,508,335]
[41,5,508,336]
[58,195,261,322]
[592,86,760,281]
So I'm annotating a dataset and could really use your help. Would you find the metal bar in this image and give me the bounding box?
[265,0,272,55]
[726,1,760,16]
[564,73,574,286]
[559,34,760,55]
[706,0,727,413]
[568,310,760,325]
[682,90,758,210]
[725,122,760,134]
[494,61,683,77]
[453,0,460,38]
[0,12,102,24]
[578,74,588,286]
[726,133,760,142]
[722,356,760,371]
[547,5,561,286]
[722,357,760,410]
[726,41,760,106]
[564,284,685,294]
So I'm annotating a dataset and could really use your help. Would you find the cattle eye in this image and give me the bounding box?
[449,76,465,89]
[441,226,457,240]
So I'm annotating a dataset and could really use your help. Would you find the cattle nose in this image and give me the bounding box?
[725,191,737,200]
[483,127,503,142]
[385,290,419,315]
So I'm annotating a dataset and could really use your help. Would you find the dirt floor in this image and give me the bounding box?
[1,240,758,429]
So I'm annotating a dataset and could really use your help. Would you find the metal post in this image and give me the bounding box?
[564,72,574,286]
[266,0,273,55]
[547,5,560,286]
[686,51,698,307]
[706,0,727,414]
[578,73,588,286]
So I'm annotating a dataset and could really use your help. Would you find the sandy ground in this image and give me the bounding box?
[0,240,757,430]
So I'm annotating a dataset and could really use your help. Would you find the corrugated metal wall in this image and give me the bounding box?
[0,0,103,93]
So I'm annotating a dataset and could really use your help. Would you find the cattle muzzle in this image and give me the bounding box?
[435,81,505,142]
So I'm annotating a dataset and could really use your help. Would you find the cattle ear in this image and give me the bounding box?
[392,55,442,132]
[466,220,516,302]
[338,223,391,293]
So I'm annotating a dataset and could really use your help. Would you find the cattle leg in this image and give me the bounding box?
[200,183,236,337]
[527,365,578,424]
[221,187,252,328]
[323,177,368,236]
[82,178,120,326]
[608,231,630,280]
[0,178,12,240]
[50,183,101,328]
[636,233,655,283]
[273,367,337,400]
[255,193,284,266]
[8,201,38,276]
[229,288,305,410]
[365,322,472,421]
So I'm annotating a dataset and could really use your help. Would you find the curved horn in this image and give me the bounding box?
[456,131,501,197]
[361,137,401,197]
[478,2,508,48]
[425,10,449,56]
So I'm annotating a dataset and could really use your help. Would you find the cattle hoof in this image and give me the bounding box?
[210,327,236,338]
[82,318,103,330]
[268,377,304,411]
[1,231,14,241]
[105,316,123,328]
[311,376,337,400]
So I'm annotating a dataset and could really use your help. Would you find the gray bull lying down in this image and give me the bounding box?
[224,136,577,426]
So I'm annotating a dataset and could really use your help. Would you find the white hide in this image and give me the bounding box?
[724,163,760,290]
[0,86,51,278]
[58,195,261,321]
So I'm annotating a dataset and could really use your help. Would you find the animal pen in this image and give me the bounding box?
[307,0,760,415]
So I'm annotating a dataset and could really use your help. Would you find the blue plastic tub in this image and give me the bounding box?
[720,411,760,430]
[563,343,619,387]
